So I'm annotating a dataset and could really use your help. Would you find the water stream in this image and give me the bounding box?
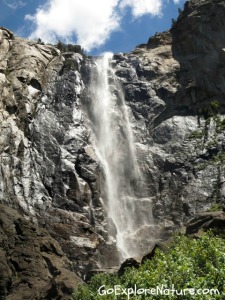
[88,53,154,259]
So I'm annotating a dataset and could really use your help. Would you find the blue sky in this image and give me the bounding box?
[0,0,186,55]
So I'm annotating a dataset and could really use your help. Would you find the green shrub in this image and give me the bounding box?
[189,130,204,139]
[207,204,223,212]
[213,151,225,164]
[72,232,225,299]
[202,101,220,120]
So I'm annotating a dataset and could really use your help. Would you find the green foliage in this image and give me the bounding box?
[210,101,220,112]
[202,101,221,120]
[72,232,225,299]
[207,204,223,212]
[211,228,225,240]
[56,40,85,55]
[214,116,225,132]
[189,130,204,139]
[213,151,225,164]
[73,274,121,300]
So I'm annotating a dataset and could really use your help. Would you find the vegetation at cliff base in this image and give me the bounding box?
[72,232,225,299]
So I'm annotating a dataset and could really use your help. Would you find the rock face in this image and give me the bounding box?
[112,0,225,226]
[0,27,104,280]
[0,204,83,300]
[1,0,225,297]
[186,210,225,235]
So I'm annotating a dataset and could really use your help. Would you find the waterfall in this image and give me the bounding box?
[88,53,154,260]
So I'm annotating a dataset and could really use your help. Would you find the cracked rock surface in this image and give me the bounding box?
[1,0,225,297]
[0,204,83,300]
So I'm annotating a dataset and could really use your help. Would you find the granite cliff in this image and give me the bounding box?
[0,0,225,298]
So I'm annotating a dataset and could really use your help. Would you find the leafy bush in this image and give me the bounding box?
[72,232,225,299]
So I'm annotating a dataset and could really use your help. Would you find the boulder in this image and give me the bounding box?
[118,258,140,277]
[185,211,225,234]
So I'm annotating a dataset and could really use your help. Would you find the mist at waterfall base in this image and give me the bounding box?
[84,53,155,263]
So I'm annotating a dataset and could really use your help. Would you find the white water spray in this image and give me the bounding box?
[88,53,153,259]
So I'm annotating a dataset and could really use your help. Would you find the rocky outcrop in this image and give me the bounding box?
[186,210,225,235]
[0,204,83,300]
[1,0,225,296]
[172,0,225,107]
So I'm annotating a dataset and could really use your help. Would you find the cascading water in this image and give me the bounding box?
[87,53,154,260]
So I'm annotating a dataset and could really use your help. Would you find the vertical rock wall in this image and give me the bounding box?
[0,1,225,297]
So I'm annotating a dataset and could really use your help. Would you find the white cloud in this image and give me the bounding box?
[25,0,180,51]
[119,0,163,18]
[3,0,26,9]
[25,0,121,51]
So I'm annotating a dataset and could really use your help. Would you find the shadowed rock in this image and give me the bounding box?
[118,258,140,277]
[0,204,83,299]
[186,211,225,234]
